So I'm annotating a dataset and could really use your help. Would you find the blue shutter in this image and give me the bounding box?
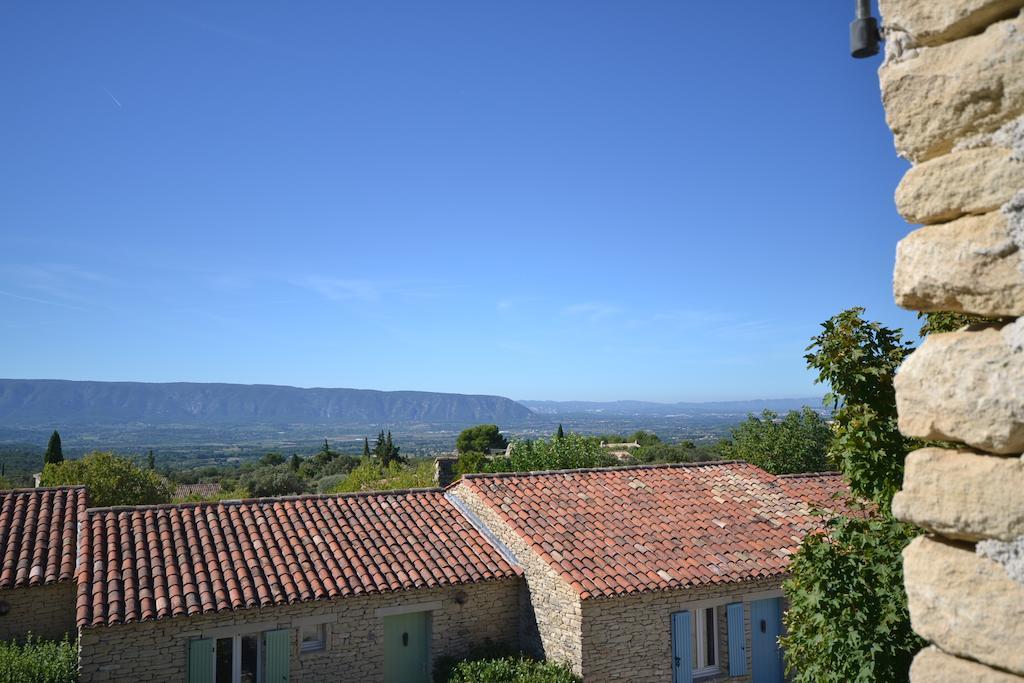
[671,611,693,683]
[264,629,291,682]
[187,638,214,683]
[727,602,748,676]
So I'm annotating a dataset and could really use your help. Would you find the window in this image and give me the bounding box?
[693,606,718,677]
[300,623,326,653]
[215,633,262,683]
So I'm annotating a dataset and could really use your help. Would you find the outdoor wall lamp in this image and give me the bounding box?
[850,0,882,58]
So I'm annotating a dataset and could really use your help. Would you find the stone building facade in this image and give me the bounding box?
[78,578,520,683]
[0,582,77,641]
[450,463,841,682]
[452,482,788,682]
[0,486,85,642]
[878,1,1024,680]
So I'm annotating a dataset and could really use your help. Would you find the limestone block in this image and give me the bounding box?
[879,0,1024,47]
[903,536,1024,675]
[881,14,1024,162]
[894,321,1024,454]
[894,209,1024,317]
[911,646,1024,683]
[892,448,1024,541]
[895,147,1024,224]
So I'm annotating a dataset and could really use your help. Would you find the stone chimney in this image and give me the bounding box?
[434,456,458,488]
[878,1,1024,680]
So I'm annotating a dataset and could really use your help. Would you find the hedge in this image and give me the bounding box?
[0,635,77,683]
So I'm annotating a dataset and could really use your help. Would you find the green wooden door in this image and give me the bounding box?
[383,612,430,683]
[188,638,215,683]
[264,629,291,683]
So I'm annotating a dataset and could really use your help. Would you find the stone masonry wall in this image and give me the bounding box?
[77,578,520,682]
[878,0,1024,680]
[0,582,76,641]
[448,486,584,672]
[580,577,784,683]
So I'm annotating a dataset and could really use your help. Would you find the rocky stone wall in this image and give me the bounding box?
[579,578,783,683]
[878,1,1024,679]
[77,578,520,682]
[448,486,584,673]
[0,582,76,641]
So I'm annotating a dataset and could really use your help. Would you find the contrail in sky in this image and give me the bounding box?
[103,87,122,108]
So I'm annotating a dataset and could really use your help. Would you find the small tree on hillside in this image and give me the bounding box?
[44,431,64,466]
[362,437,370,458]
[555,424,565,440]
[455,424,508,454]
[146,450,155,470]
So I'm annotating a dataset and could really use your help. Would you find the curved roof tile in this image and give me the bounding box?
[76,489,519,628]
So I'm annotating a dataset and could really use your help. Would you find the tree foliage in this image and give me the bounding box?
[373,430,403,467]
[44,431,63,466]
[240,464,307,498]
[720,408,833,475]
[328,459,433,493]
[455,424,508,454]
[782,308,923,683]
[804,307,915,506]
[0,635,77,683]
[41,451,173,507]
[488,433,616,473]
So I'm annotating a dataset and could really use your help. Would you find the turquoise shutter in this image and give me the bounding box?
[188,638,214,683]
[264,629,292,682]
[727,602,748,676]
[671,611,693,683]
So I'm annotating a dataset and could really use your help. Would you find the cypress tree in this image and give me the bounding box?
[556,424,565,440]
[363,437,370,458]
[146,449,155,470]
[44,430,64,466]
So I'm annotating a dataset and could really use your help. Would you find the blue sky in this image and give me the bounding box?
[0,1,915,402]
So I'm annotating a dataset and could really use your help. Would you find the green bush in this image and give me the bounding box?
[0,635,77,682]
[434,641,578,683]
[41,451,173,507]
[445,656,580,683]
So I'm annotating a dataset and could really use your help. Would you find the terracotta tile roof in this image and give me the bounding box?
[455,462,850,599]
[0,486,87,590]
[76,489,520,628]
[776,471,856,515]
[173,482,223,499]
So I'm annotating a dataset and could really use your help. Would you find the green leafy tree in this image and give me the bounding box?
[628,430,661,446]
[490,433,616,473]
[782,308,923,683]
[289,454,302,471]
[259,452,285,467]
[240,464,306,498]
[456,424,508,454]
[41,451,173,507]
[44,431,63,466]
[720,408,833,475]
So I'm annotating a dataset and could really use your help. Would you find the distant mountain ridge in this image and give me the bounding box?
[519,397,826,416]
[0,379,534,426]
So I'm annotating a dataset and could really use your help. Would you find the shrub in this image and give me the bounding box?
[328,459,434,494]
[434,641,579,683]
[492,433,616,473]
[240,464,306,498]
[0,635,77,682]
[445,657,580,683]
[41,451,173,507]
